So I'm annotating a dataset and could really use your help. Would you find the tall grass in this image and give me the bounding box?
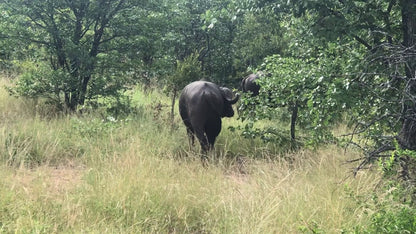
[0,76,385,233]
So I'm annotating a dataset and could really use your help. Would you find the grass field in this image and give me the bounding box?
[0,76,386,233]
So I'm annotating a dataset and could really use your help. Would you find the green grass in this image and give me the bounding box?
[0,77,388,233]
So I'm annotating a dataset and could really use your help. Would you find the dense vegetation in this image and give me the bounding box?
[0,0,416,232]
[0,77,409,233]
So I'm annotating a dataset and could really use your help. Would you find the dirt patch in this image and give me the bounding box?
[45,166,84,194]
[11,163,85,196]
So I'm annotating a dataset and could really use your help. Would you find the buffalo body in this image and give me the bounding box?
[179,81,239,152]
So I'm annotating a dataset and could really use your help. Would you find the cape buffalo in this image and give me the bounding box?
[241,73,260,96]
[179,81,240,153]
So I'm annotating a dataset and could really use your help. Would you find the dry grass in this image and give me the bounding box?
[69,142,381,233]
[0,76,384,233]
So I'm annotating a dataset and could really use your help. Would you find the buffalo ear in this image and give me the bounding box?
[220,87,239,104]
[219,87,233,99]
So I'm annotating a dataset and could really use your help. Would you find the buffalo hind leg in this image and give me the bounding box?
[182,118,195,149]
[194,128,210,164]
[206,133,218,151]
[205,118,222,151]
[186,127,195,147]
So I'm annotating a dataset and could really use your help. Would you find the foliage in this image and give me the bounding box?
[232,5,287,73]
[163,0,234,83]
[239,41,361,145]
[8,61,72,107]
[241,0,416,182]
[378,140,416,175]
[1,0,416,210]
[370,204,416,233]
[166,51,203,93]
[0,75,392,233]
[346,181,416,233]
[165,51,204,126]
[0,0,297,109]
[0,0,157,111]
[1,0,416,232]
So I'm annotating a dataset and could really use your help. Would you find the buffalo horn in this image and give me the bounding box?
[227,93,240,104]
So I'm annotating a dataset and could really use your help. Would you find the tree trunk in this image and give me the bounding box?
[66,90,79,112]
[290,101,298,141]
[398,0,416,150]
[171,88,177,130]
[79,75,91,106]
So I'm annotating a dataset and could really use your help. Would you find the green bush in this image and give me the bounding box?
[347,182,416,233]
[370,206,416,233]
[9,61,71,109]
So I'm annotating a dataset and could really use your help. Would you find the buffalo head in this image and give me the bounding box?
[241,73,261,96]
[219,87,240,117]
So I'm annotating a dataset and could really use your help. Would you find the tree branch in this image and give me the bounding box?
[352,34,373,50]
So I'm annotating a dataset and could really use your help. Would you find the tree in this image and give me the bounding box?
[281,0,416,178]
[0,0,153,111]
[167,0,239,84]
[239,41,359,145]
[166,52,203,127]
[239,0,416,167]
[232,3,287,74]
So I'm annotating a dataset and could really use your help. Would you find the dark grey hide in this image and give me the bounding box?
[241,73,260,96]
[179,81,240,152]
